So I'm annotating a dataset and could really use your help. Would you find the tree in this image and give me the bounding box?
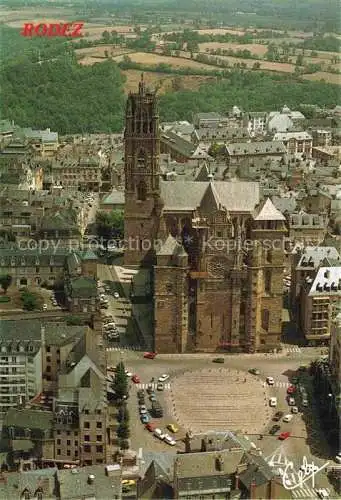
[117,421,130,439]
[0,274,12,294]
[21,291,38,311]
[117,403,129,423]
[95,209,124,246]
[113,361,128,399]
[252,61,261,70]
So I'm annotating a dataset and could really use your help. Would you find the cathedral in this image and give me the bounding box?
[124,77,287,353]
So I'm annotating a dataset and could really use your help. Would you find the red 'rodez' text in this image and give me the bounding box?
[20,22,84,37]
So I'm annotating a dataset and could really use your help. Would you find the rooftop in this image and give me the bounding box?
[309,266,341,296]
[297,246,340,270]
[226,141,286,156]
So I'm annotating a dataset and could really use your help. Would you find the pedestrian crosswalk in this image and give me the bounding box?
[286,346,303,354]
[261,381,291,388]
[136,382,171,390]
[106,346,143,352]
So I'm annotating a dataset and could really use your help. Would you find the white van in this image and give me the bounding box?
[283,414,293,423]
[269,397,277,407]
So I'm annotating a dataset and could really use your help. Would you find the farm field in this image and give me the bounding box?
[302,72,341,84]
[121,69,214,94]
[198,42,268,56]
[75,45,133,58]
[202,53,295,73]
[112,51,217,70]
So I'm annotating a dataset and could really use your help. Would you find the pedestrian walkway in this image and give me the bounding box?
[285,346,303,355]
[136,382,171,390]
[106,346,143,352]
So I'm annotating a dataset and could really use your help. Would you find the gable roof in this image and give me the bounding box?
[254,198,286,221]
[160,180,260,213]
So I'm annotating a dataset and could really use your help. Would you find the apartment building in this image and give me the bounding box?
[225,141,286,168]
[311,129,332,147]
[244,112,268,136]
[0,322,42,414]
[0,246,98,290]
[300,266,341,345]
[193,112,230,129]
[273,131,313,158]
[288,212,328,248]
[1,325,108,469]
[191,126,250,146]
[50,156,103,191]
[291,246,340,307]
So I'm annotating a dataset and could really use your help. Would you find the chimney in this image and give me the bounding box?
[235,473,239,490]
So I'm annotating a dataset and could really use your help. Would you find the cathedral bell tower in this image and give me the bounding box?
[124,75,162,266]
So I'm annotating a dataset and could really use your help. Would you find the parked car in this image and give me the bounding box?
[139,405,147,414]
[249,368,260,375]
[43,303,47,311]
[269,425,281,435]
[212,358,225,363]
[273,411,284,422]
[145,422,156,432]
[302,398,309,407]
[291,406,299,414]
[287,385,296,394]
[144,352,157,359]
[287,397,296,406]
[154,428,165,440]
[167,423,178,433]
[334,453,341,463]
[291,376,299,384]
[138,396,145,405]
[266,377,274,385]
[269,397,277,407]
[157,382,164,391]
[283,414,293,423]
[125,370,133,377]
[132,375,140,384]
[278,432,291,440]
[113,292,120,299]
[140,414,150,424]
[164,434,176,446]
[137,389,144,397]
[149,393,157,402]
[158,374,170,382]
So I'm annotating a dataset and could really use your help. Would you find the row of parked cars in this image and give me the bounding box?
[103,314,119,341]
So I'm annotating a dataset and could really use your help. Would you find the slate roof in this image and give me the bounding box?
[160,180,260,212]
[297,246,340,270]
[0,467,57,500]
[254,198,286,221]
[101,189,125,205]
[273,131,312,141]
[271,196,297,214]
[226,141,286,156]
[0,246,68,267]
[157,234,180,255]
[175,449,244,478]
[3,408,54,431]
[238,453,276,487]
[67,276,97,298]
[57,464,122,499]
[195,112,223,120]
[193,127,249,142]
[160,130,197,158]
[40,210,79,231]
[309,266,341,296]
[289,212,326,228]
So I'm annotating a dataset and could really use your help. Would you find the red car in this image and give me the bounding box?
[278,432,291,440]
[287,385,296,394]
[132,375,140,384]
[144,352,157,359]
[145,422,156,432]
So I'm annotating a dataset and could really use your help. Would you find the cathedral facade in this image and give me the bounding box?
[124,78,287,353]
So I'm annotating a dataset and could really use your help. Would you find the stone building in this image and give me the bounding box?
[123,78,287,353]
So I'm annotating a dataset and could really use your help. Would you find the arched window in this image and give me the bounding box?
[21,489,30,500]
[35,489,43,500]
[137,149,146,169]
[137,181,147,201]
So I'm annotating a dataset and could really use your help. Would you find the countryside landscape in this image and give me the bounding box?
[1,0,340,132]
